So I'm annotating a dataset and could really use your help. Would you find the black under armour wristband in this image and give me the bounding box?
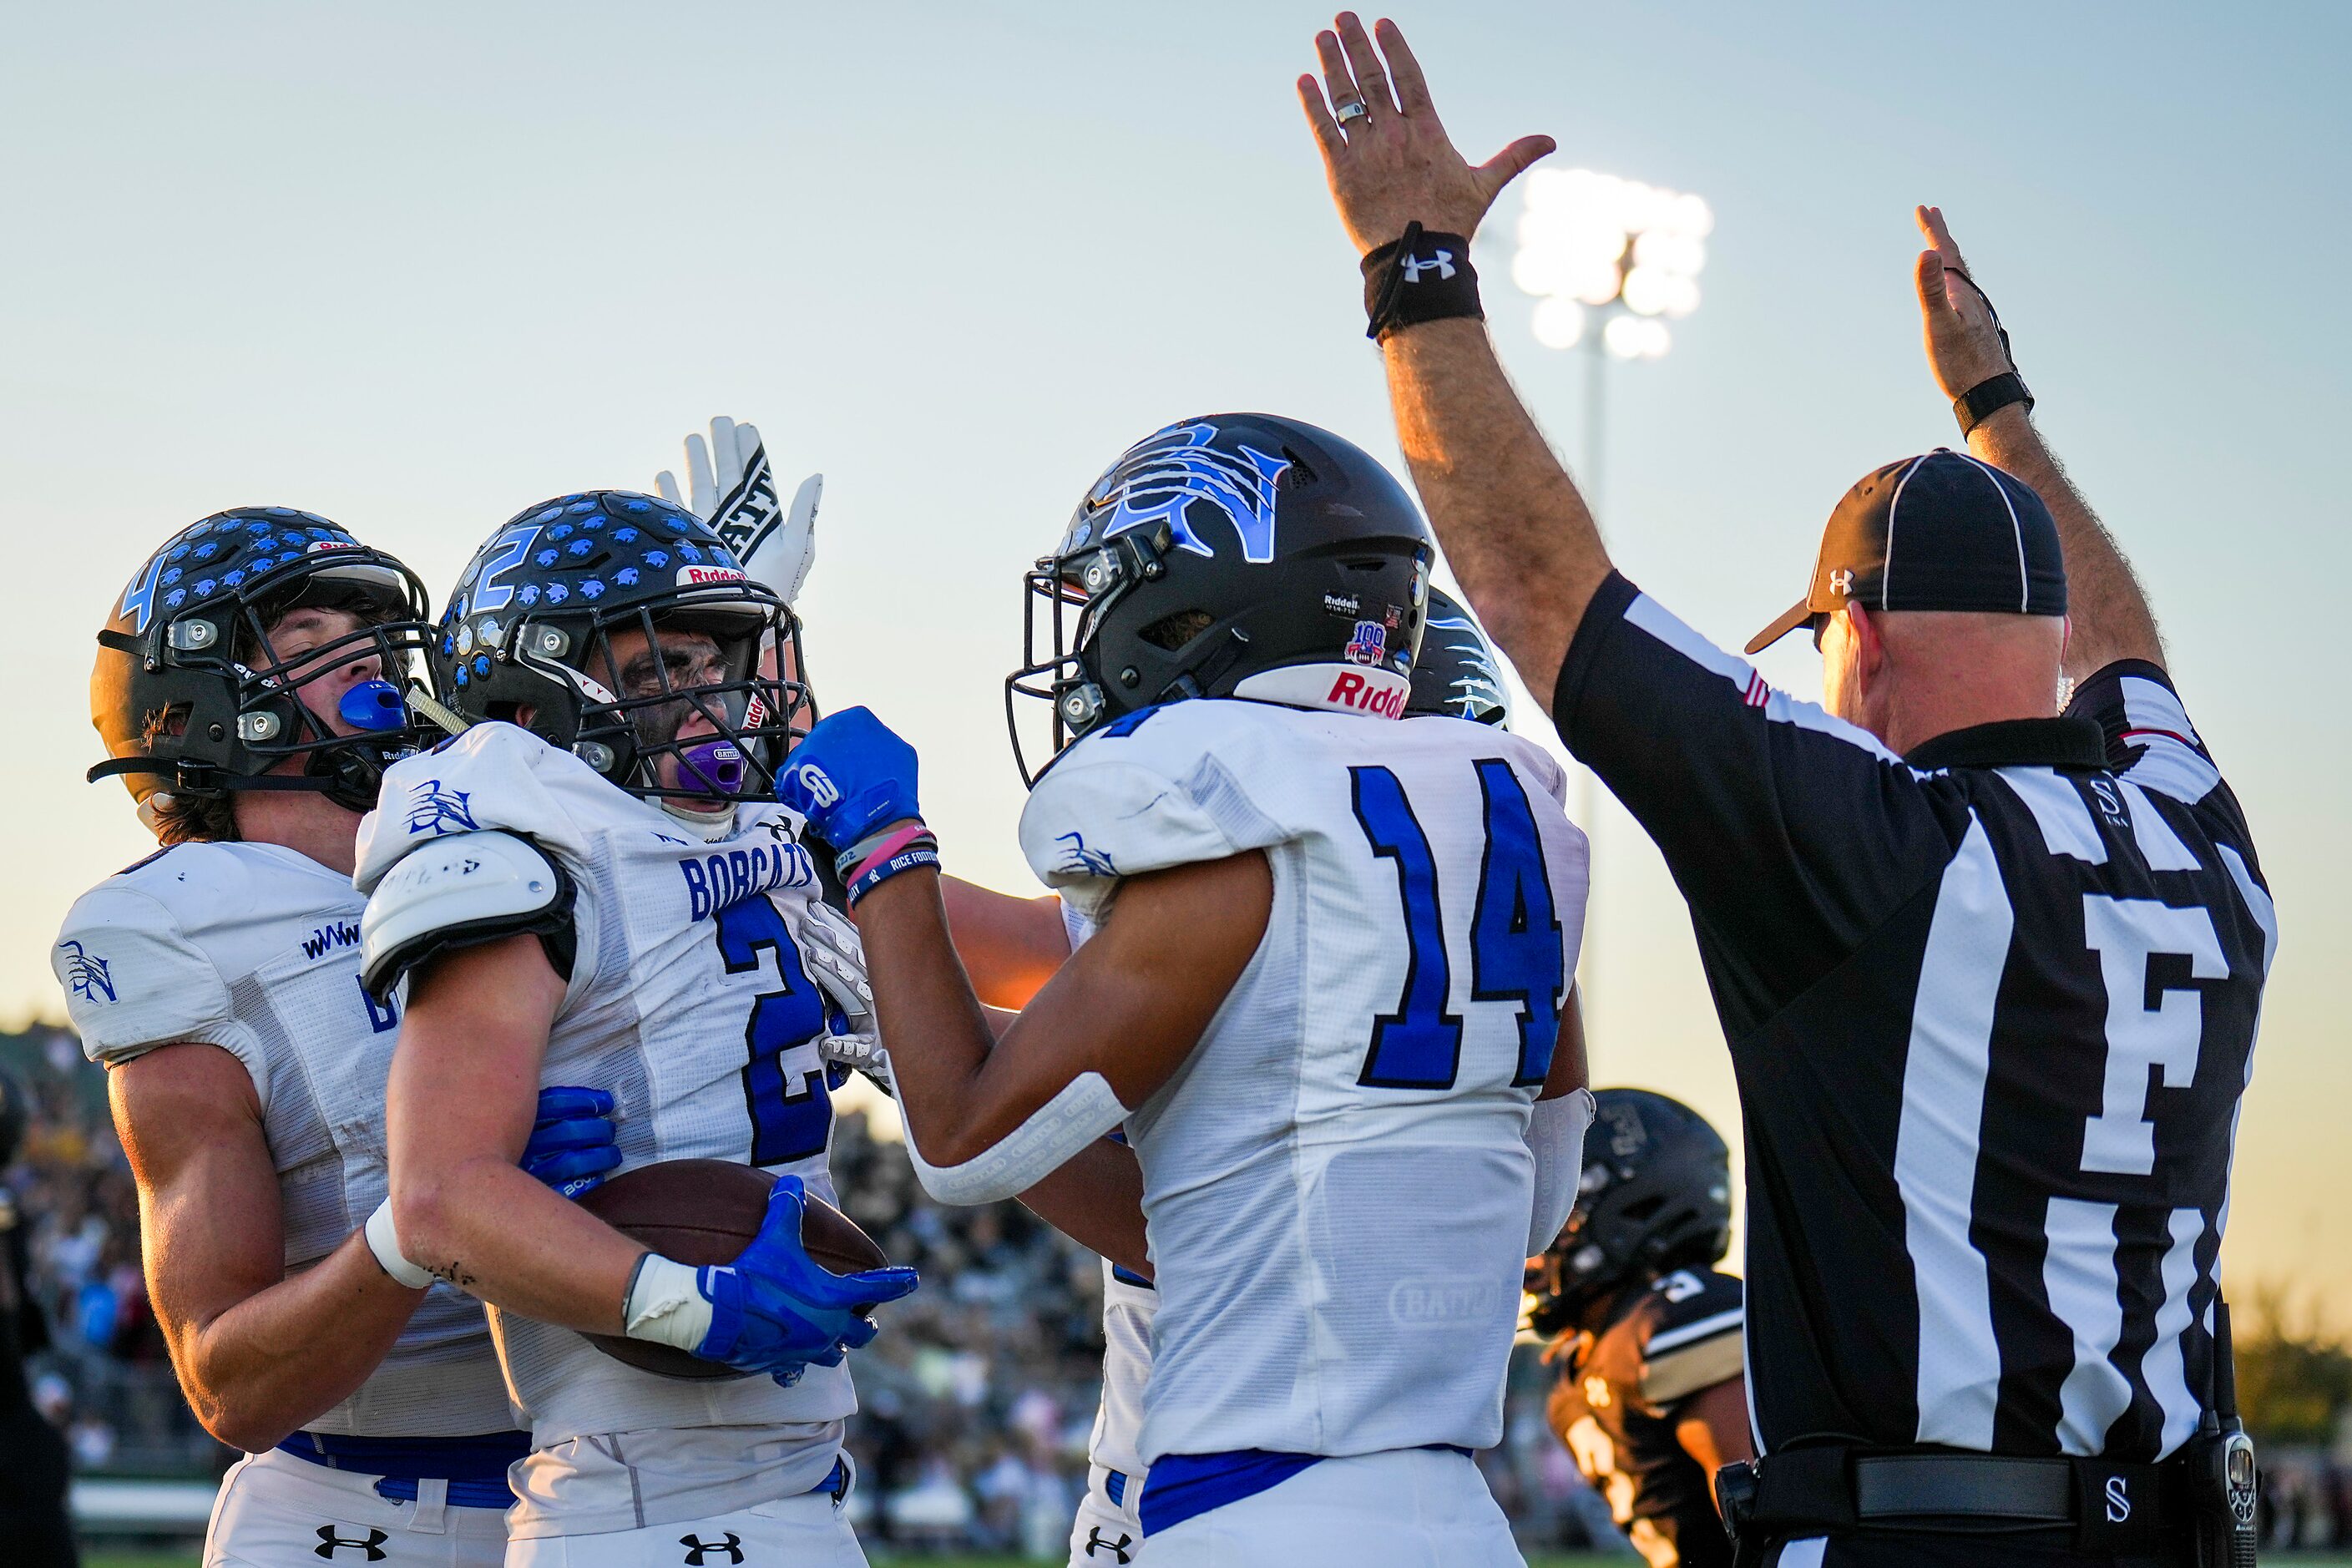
[1362,221,1482,342]
[1955,370,2035,437]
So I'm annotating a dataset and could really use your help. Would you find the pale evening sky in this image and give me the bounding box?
[3,2,2344,1315]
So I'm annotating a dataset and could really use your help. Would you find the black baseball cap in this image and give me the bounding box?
[1746,448,2067,655]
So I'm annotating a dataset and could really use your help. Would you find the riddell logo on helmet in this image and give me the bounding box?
[676,565,747,587]
[1327,670,1406,719]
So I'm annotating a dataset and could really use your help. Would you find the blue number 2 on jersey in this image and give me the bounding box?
[1350,758,1565,1090]
[711,898,833,1164]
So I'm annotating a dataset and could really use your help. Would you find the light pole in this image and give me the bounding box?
[1510,169,1711,1016]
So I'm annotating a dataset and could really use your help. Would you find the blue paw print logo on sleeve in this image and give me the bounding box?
[405,779,481,836]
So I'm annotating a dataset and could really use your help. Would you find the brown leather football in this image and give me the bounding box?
[575,1158,888,1380]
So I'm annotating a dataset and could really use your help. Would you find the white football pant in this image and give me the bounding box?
[1070,1462,1145,1566]
[203,1447,509,1568]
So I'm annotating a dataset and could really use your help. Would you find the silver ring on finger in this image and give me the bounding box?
[1333,98,1369,124]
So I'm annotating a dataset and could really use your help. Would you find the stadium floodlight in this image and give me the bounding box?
[1514,168,1711,358]
[1510,169,1710,1020]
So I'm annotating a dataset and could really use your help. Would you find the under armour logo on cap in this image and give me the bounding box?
[1745,448,2068,655]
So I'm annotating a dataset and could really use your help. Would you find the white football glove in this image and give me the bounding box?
[654,416,824,605]
[795,902,893,1095]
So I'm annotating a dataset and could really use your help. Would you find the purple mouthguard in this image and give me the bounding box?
[679,739,749,797]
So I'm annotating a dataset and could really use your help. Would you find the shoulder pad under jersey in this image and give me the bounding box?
[356,721,612,895]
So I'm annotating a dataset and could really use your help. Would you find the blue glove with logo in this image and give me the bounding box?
[694,1176,920,1379]
[776,707,923,849]
[521,1086,620,1199]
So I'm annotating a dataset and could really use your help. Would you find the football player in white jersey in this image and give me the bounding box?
[778,416,1596,1567]
[57,510,620,1568]
[954,588,1530,1568]
[350,488,928,1566]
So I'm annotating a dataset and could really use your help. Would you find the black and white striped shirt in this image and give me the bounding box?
[1551,573,2274,1464]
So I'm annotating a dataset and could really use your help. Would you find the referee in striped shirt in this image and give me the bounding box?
[1302,17,2270,1566]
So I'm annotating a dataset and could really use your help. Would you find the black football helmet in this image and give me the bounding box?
[434,491,810,802]
[89,508,434,817]
[1527,1088,1733,1335]
[1007,414,1438,784]
[1408,587,1509,726]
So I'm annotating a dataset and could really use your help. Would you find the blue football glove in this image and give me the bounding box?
[693,1176,919,1379]
[776,707,923,849]
[521,1085,620,1199]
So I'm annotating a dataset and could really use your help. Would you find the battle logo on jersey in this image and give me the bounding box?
[405,780,481,837]
[57,939,115,1004]
[1093,421,1292,564]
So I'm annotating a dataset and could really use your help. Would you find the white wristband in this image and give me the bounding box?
[365,1198,435,1290]
[622,1254,715,1353]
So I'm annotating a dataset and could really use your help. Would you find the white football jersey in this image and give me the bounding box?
[353,722,854,1462]
[1020,699,1588,1463]
[53,842,514,1438]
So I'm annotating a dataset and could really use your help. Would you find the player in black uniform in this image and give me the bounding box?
[0,1069,76,1567]
[1532,1090,1749,1568]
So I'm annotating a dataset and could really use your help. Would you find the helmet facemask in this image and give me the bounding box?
[1006,519,1217,788]
[92,532,438,818]
[499,592,812,803]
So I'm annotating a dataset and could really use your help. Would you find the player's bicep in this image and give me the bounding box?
[993,851,1273,1121]
[391,933,566,1172]
[109,1044,283,1334]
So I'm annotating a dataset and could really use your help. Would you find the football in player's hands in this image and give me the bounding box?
[577,1160,903,1379]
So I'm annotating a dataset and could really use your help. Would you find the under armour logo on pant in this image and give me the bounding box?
[680,1531,746,1565]
[1401,250,1456,282]
[1085,1526,1136,1563]
[313,1525,388,1562]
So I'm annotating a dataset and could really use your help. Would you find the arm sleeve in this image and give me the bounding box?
[1525,1087,1595,1254]
[53,886,252,1076]
[1549,574,1960,1032]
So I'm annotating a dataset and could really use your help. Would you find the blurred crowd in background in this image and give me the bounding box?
[4,1024,2349,1557]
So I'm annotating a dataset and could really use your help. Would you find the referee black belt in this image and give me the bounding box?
[1717,1444,2186,1555]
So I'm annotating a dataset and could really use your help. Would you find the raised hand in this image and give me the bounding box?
[1913,206,2019,404]
[655,416,824,605]
[1297,13,1555,255]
